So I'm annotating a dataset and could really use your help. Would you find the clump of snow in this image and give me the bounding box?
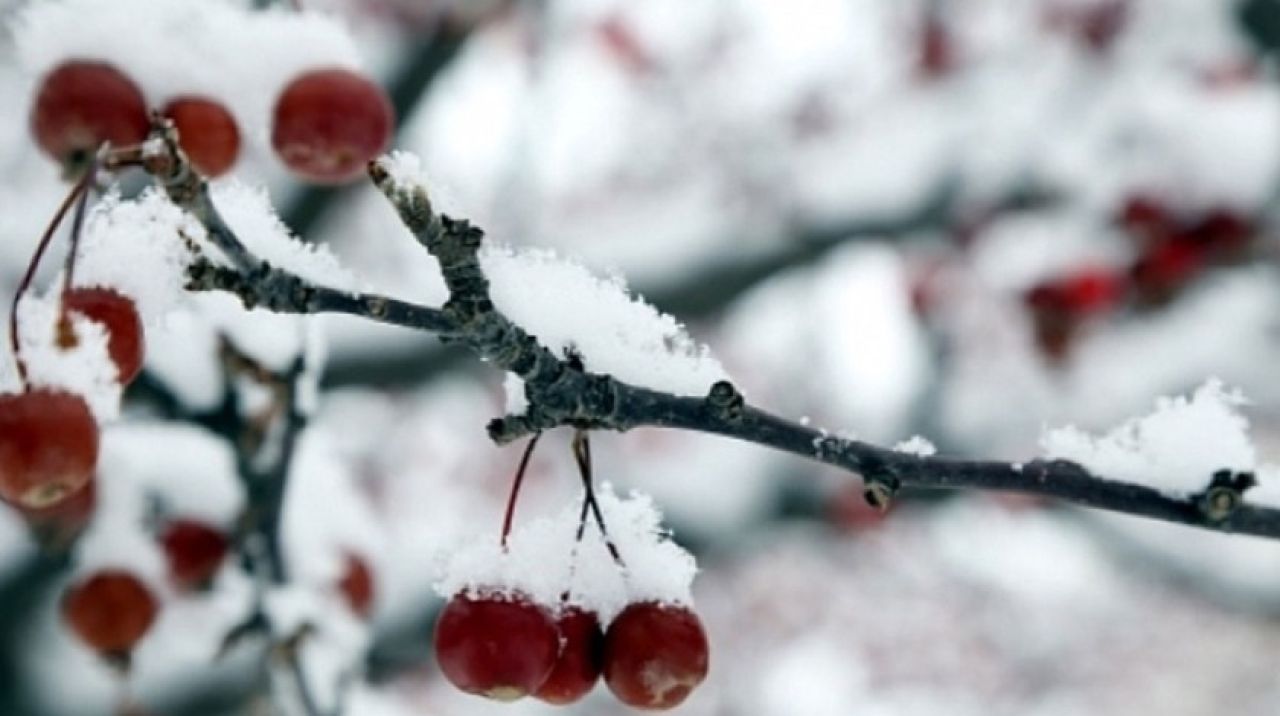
[483,245,728,397]
[1040,379,1257,495]
[211,182,360,291]
[435,484,697,624]
[100,422,244,525]
[503,373,528,414]
[13,292,121,420]
[14,0,362,168]
[894,435,937,457]
[72,188,202,322]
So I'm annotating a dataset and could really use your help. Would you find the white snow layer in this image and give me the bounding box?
[435,484,698,624]
[1040,379,1258,496]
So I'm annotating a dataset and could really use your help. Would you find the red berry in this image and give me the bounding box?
[918,15,956,79]
[63,287,145,386]
[62,570,158,655]
[162,97,241,178]
[0,389,98,509]
[17,475,96,543]
[535,607,604,705]
[1130,240,1204,301]
[160,519,229,590]
[603,602,709,710]
[338,553,375,619]
[434,591,559,701]
[30,61,149,170]
[1117,194,1175,242]
[271,68,394,184]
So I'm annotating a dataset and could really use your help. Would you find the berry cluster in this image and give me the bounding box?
[30,59,392,184]
[435,591,709,709]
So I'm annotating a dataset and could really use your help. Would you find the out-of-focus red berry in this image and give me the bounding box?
[62,570,159,655]
[161,519,230,589]
[30,61,149,170]
[271,68,394,184]
[338,553,376,619]
[162,97,241,177]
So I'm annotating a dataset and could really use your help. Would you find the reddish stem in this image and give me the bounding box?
[572,431,624,566]
[9,169,95,388]
[500,433,542,549]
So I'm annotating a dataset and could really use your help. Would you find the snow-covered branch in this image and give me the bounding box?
[130,134,1280,542]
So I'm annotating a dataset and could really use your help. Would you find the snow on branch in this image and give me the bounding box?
[121,130,1280,542]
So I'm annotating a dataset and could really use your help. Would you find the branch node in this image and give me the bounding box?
[1196,469,1257,523]
[706,380,744,422]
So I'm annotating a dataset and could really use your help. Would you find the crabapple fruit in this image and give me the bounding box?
[162,97,241,178]
[338,553,376,619]
[30,61,149,171]
[62,287,145,385]
[271,68,393,184]
[535,607,604,705]
[434,591,559,701]
[160,519,229,590]
[62,570,158,655]
[0,389,98,509]
[603,602,710,710]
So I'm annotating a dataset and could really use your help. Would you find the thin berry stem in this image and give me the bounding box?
[9,168,94,388]
[500,433,542,549]
[60,157,98,301]
[572,431,624,567]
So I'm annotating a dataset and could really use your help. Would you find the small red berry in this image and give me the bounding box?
[918,14,956,79]
[0,389,98,509]
[603,602,709,710]
[30,61,149,170]
[535,607,604,705]
[271,68,394,184]
[1117,194,1175,243]
[62,287,145,386]
[434,591,559,701]
[62,570,158,655]
[162,97,241,178]
[338,553,376,619]
[160,519,229,590]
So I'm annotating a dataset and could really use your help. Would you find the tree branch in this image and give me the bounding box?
[135,138,1280,543]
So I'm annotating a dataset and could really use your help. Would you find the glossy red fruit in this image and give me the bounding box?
[338,553,375,619]
[62,571,159,655]
[0,389,98,509]
[434,591,559,701]
[271,68,394,184]
[535,607,604,705]
[160,519,229,589]
[63,287,145,385]
[17,476,96,543]
[162,97,241,178]
[30,61,149,169]
[603,602,709,710]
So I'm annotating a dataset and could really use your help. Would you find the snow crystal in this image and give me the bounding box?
[482,245,727,397]
[211,182,359,291]
[14,0,362,169]
[1040,379,1257,495]
[435,484,697,624]
[14,292,121,420]
[72,188,202,323]
[894,436,937,457]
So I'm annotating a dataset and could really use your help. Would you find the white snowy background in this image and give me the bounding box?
[1,0,1279,714]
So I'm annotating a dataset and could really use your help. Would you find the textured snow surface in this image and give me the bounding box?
[1041,379,1257,495]
[12,292,121,420]
[435,484,698,624]
[894,435,938,457]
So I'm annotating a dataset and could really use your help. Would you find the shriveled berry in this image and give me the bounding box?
[271,68,393,184]
[0,389,98,509]
[603,602,709,710]
[63,287,145,385]
[62,570,158,655]
[162,97,241,177]
[338,553,375,619]
[535,607,604,705]
[434,591,559,701]
[30,61,149,170]
[161,519,229,589]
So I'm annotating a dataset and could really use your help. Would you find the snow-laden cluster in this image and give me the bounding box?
[12,293,120,420]
[1040,379,1261,497]
[13,0,361,152]
[435,484,697,624]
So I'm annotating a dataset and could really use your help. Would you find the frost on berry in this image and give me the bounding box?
[434,591,560,701]
[62,570,159,655]
[0,389,98,510]
[29,60,148,169]
[603,602,710,710]
[63,287,146,386]
[271,68,394,184]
